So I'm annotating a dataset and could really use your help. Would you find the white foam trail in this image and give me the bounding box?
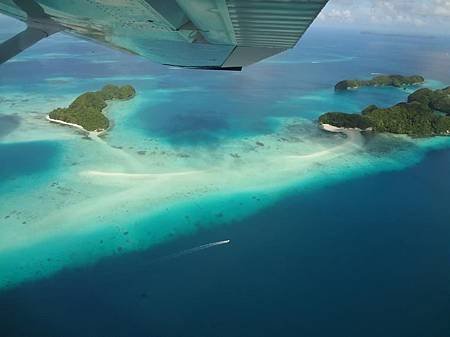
[157,240,231,262]
[95,240,232,279]
[98,240,231,278]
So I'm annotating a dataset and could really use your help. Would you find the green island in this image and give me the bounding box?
[48,84,136,132]
[319,86,450,137]
[335,75,425,91]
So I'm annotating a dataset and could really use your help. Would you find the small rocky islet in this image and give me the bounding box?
[48,84,136,132]
[334,74,425,91]
[320,75,450,137]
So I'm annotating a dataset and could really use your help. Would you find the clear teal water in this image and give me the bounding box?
[0,15,450,336]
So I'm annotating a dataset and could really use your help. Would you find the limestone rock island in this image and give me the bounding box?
[48,84,136,132]
[335,75,425,91]
[320,86,450,137]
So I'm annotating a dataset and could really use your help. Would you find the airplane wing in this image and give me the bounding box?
[0,0,329,70]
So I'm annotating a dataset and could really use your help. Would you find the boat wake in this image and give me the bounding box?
[157,240,231,262]
[93,240,232,280]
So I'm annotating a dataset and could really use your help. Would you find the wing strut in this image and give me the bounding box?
[0,0,61,65]
[0,26,51,64]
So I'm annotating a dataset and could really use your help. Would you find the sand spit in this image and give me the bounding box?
[0,118,364,253]
[82,170,202,179]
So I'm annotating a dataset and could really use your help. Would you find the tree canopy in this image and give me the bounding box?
[319,87,450,137]
[49,84,136,132]
[335,75,424,91]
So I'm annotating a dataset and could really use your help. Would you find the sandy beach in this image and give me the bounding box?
[46,115,108,136]
[46,115,89,132]
[320,123,373,133]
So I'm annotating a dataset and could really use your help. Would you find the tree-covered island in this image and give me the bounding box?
[319,86,450,137]
[48,84,136,132]
[335,75,425,91]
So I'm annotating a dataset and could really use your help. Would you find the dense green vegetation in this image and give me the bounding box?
[319,87,450,137]
[407,87,450,114]
[99,84,136,101]
[335,75,424,91]
[49,84,136,132]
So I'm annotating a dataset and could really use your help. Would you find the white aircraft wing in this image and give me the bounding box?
[0,0,329,70]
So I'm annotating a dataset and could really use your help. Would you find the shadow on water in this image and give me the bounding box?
[0,114,21,138]
[152,111,230,145]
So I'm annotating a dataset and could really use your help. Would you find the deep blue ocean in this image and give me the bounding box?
[1,16,450,337]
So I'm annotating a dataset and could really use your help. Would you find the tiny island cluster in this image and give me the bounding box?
[319,75,450,137]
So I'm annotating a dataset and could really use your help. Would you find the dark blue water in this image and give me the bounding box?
[1,148,449,337]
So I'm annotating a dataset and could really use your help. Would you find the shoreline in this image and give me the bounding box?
[46,115,107,136]
[319,123,373,133]
[337,82,424,91]
[320,123,449,137]
[45,95,135,137]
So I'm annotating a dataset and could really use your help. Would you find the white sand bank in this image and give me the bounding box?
[0,117,418,289]
[46,115,107,136]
